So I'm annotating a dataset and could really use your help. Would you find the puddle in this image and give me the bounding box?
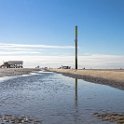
[0,72,123,124]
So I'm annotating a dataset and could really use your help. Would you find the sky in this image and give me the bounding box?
[0,0,124,68]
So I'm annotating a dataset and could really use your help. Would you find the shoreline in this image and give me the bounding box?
[0,68,41,77]
[48,69,124,90]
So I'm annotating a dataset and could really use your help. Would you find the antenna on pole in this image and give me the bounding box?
[75,26,78,69]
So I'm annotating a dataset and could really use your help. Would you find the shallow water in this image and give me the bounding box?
[0,72,124,124]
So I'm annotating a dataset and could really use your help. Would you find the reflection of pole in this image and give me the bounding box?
[75,26,78,70]
[74,78,78,123]
[75,78,78,107]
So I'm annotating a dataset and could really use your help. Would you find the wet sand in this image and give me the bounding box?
[48,69,124,90]
[0,68,41,77]
[94,112,124,124]
[0,114,42,124]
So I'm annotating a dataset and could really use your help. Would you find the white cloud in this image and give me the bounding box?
[0,43,74,49]
[0,43,74,55]
[0,43,124,69]
[0,54,124,69]
[0,51,41,55]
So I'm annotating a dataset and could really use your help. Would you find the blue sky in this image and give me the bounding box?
[0,0,124,68]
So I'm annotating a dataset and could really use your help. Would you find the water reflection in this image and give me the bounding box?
[75,78,78,108]
[74,78,79,123]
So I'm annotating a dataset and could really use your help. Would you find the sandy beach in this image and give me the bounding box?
[48,69,124,90]
[0,68,41,77]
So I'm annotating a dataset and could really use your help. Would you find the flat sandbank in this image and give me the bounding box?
[0,68,41,77]
[48,69,124,90]
[94,112,124,124]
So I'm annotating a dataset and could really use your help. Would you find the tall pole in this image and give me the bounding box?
[75,26,78,69]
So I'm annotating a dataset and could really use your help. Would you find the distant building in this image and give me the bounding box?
[59,65,71,69]
[0,61,23,68]
[35,65,40,69]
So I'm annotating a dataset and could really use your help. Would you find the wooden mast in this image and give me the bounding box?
[75,26,78,69]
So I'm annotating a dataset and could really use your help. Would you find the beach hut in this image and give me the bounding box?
[60,65,71,69]
[0,61,23,68]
